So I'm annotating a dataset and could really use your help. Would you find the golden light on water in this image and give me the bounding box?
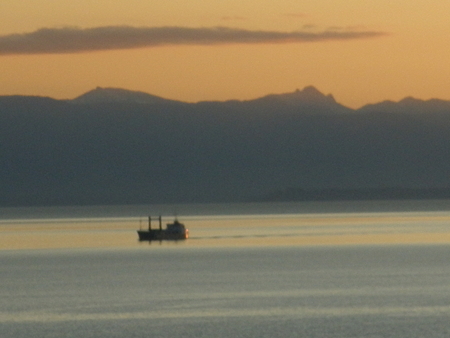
[2,213,450,251]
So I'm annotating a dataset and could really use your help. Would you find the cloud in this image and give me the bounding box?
[326,25,369,31]
[0,26,388,55]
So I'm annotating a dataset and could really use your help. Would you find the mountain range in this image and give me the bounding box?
[1,86,450,207]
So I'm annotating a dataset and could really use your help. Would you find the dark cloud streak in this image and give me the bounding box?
[0,26,388,55]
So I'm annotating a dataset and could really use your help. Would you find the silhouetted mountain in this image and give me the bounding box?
[1,86,450,206]
[72,87,185,105]
[359,97,450,114]
[253,86,340,107]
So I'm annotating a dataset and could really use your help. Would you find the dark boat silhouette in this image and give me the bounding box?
[137,216,189,241]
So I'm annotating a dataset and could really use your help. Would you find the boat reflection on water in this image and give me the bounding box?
[137,216,189,241]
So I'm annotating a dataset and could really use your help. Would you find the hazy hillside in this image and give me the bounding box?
[1,87,450,206]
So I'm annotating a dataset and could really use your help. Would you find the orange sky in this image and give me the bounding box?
[1,0,450,108]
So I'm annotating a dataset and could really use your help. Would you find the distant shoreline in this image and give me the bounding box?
[2,188,450,208]
[257,187,450,203]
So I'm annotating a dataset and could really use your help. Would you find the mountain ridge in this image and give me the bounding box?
[68,85,450,111]
[3,85,450,110]
[2,85,450,206]
[69,85,342,107]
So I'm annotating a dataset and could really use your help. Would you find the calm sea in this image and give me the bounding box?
[1,201,450,337]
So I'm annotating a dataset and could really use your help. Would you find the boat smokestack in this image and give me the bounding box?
[159,216,162,230]
[148,216,151,230]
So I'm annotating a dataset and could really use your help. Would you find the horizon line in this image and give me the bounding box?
[1,85,448,110]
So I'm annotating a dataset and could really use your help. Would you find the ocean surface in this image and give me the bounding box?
[1,200,450,337]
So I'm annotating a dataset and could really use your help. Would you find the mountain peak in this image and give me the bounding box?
[398,96,422,105]
[297,86,336,103]
[301,85,323,96]
[258,86,338,107]
[71,87,181,105]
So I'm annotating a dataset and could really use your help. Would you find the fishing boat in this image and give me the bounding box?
[137,216,189,241]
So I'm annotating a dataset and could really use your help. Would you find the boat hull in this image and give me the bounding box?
[137,229,188,241]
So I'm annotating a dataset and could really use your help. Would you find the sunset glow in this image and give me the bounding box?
[1,0,450,108]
